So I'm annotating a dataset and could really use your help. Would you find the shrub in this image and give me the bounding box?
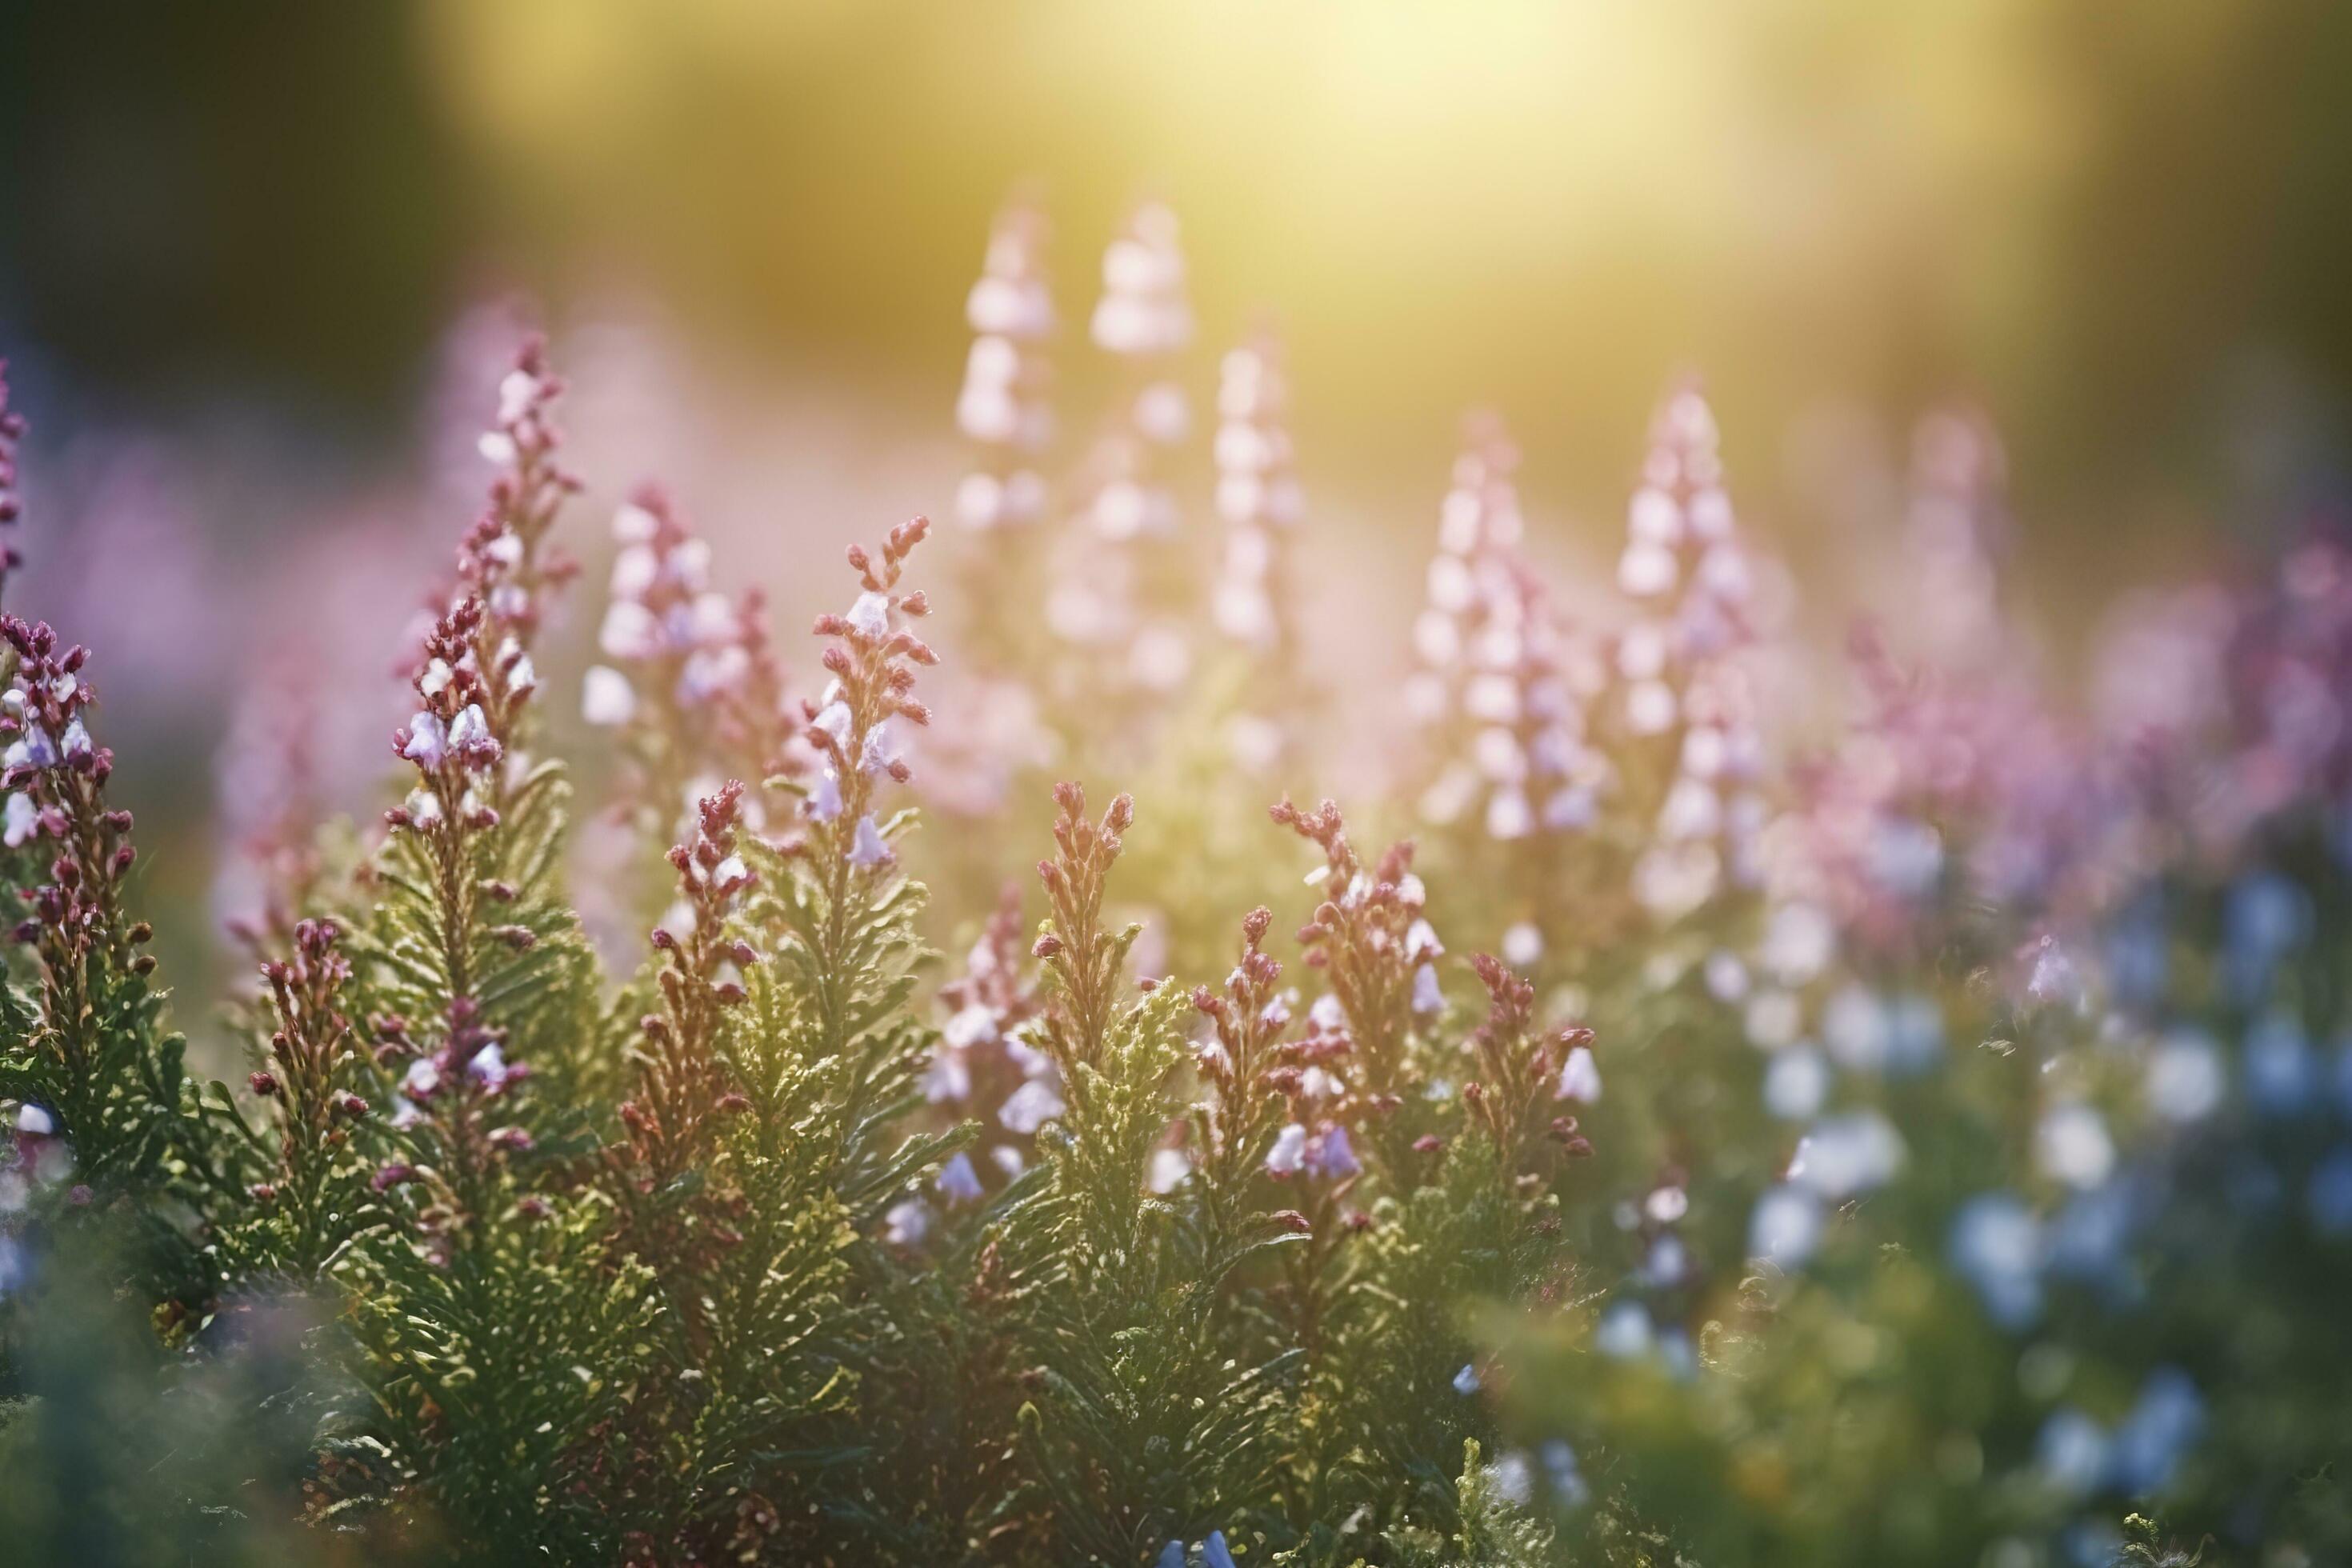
[0,200,2346,1568]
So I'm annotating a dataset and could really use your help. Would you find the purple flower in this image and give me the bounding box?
[1306,1125,1360,1180]
[401,711,448,770]
[849,814,893,869]
[1411,962,1444,1014]
[806,769,843,822]
[935,1151,984,1205]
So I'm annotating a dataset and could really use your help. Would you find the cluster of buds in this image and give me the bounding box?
[930,884,1059,1166]
[388,343,582,847]
[453,338,582,662]
[1210,331,1311,774]
[955,193,1055,533]
[0,360,25,606]
[1270,798,1439,1146]
[1075,202,1192,545]
[802,518,937,871]
[1209,331,1304,651]
[250,918,358,1175]
[2079,530,2352,886]
[1782,421,2087,946]
[618,782,761,1189]
[389,597,512,842]
[1089,202,1194,394]
[2,618,150,977]
[1030,782,1138,1076]
[2197,534,2352,851]
[375,994,533,1230]
[1606,384,1772,920]
[1044,205,1195,694]
[1457,953,1597,1171]
[1191,906,1306,1177]
[583,488,797,818]
[1612,381,1754,720]
[1408,418,1608,845]
[1794,623,2086,949]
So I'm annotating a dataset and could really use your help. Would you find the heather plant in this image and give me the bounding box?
[2,187,2350,1568]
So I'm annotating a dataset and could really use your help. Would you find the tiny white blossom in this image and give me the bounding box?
[2,794,36,848]
[998,1078,1066,1134]
[922,1050,972,1103]
[1266,1122,1308,1175]
[468,1043,511,1089]
[599,600,663,661]
[687,591,736,646]
[812,701,854,747]
[943,1003,998,1051]
[8,724,57,770]
[582,666,636,726]
[1147,1147,1191,1194]
[402,711,449,770]
[612,502,660,543]
[1556,1045,1602,1104]
[846,591,892,638]
[447,704,493,754]
[884,1198,930,1247]
[59,718,92,762]
[496,368,540,426]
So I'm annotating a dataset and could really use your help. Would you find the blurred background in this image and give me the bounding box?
[1,0,2348,1010]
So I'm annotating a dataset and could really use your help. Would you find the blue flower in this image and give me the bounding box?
[2307,1146,2352,1236]
[2224,872,2309,1006]
[934,1152,984,1206]
[1594,1300,1654,1360]
[2036,1406,2109,1497]
[1749,1183,1823,1269]
[2243,1011,2317,1117]
[2108,1367,2203,1494]
[1950,1193,2042,1329]
[2103,896,2169,1012]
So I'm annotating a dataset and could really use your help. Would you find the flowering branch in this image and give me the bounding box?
[582,486,797,852]
[1269,795,1438,1181]
[0,617,177,1205]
